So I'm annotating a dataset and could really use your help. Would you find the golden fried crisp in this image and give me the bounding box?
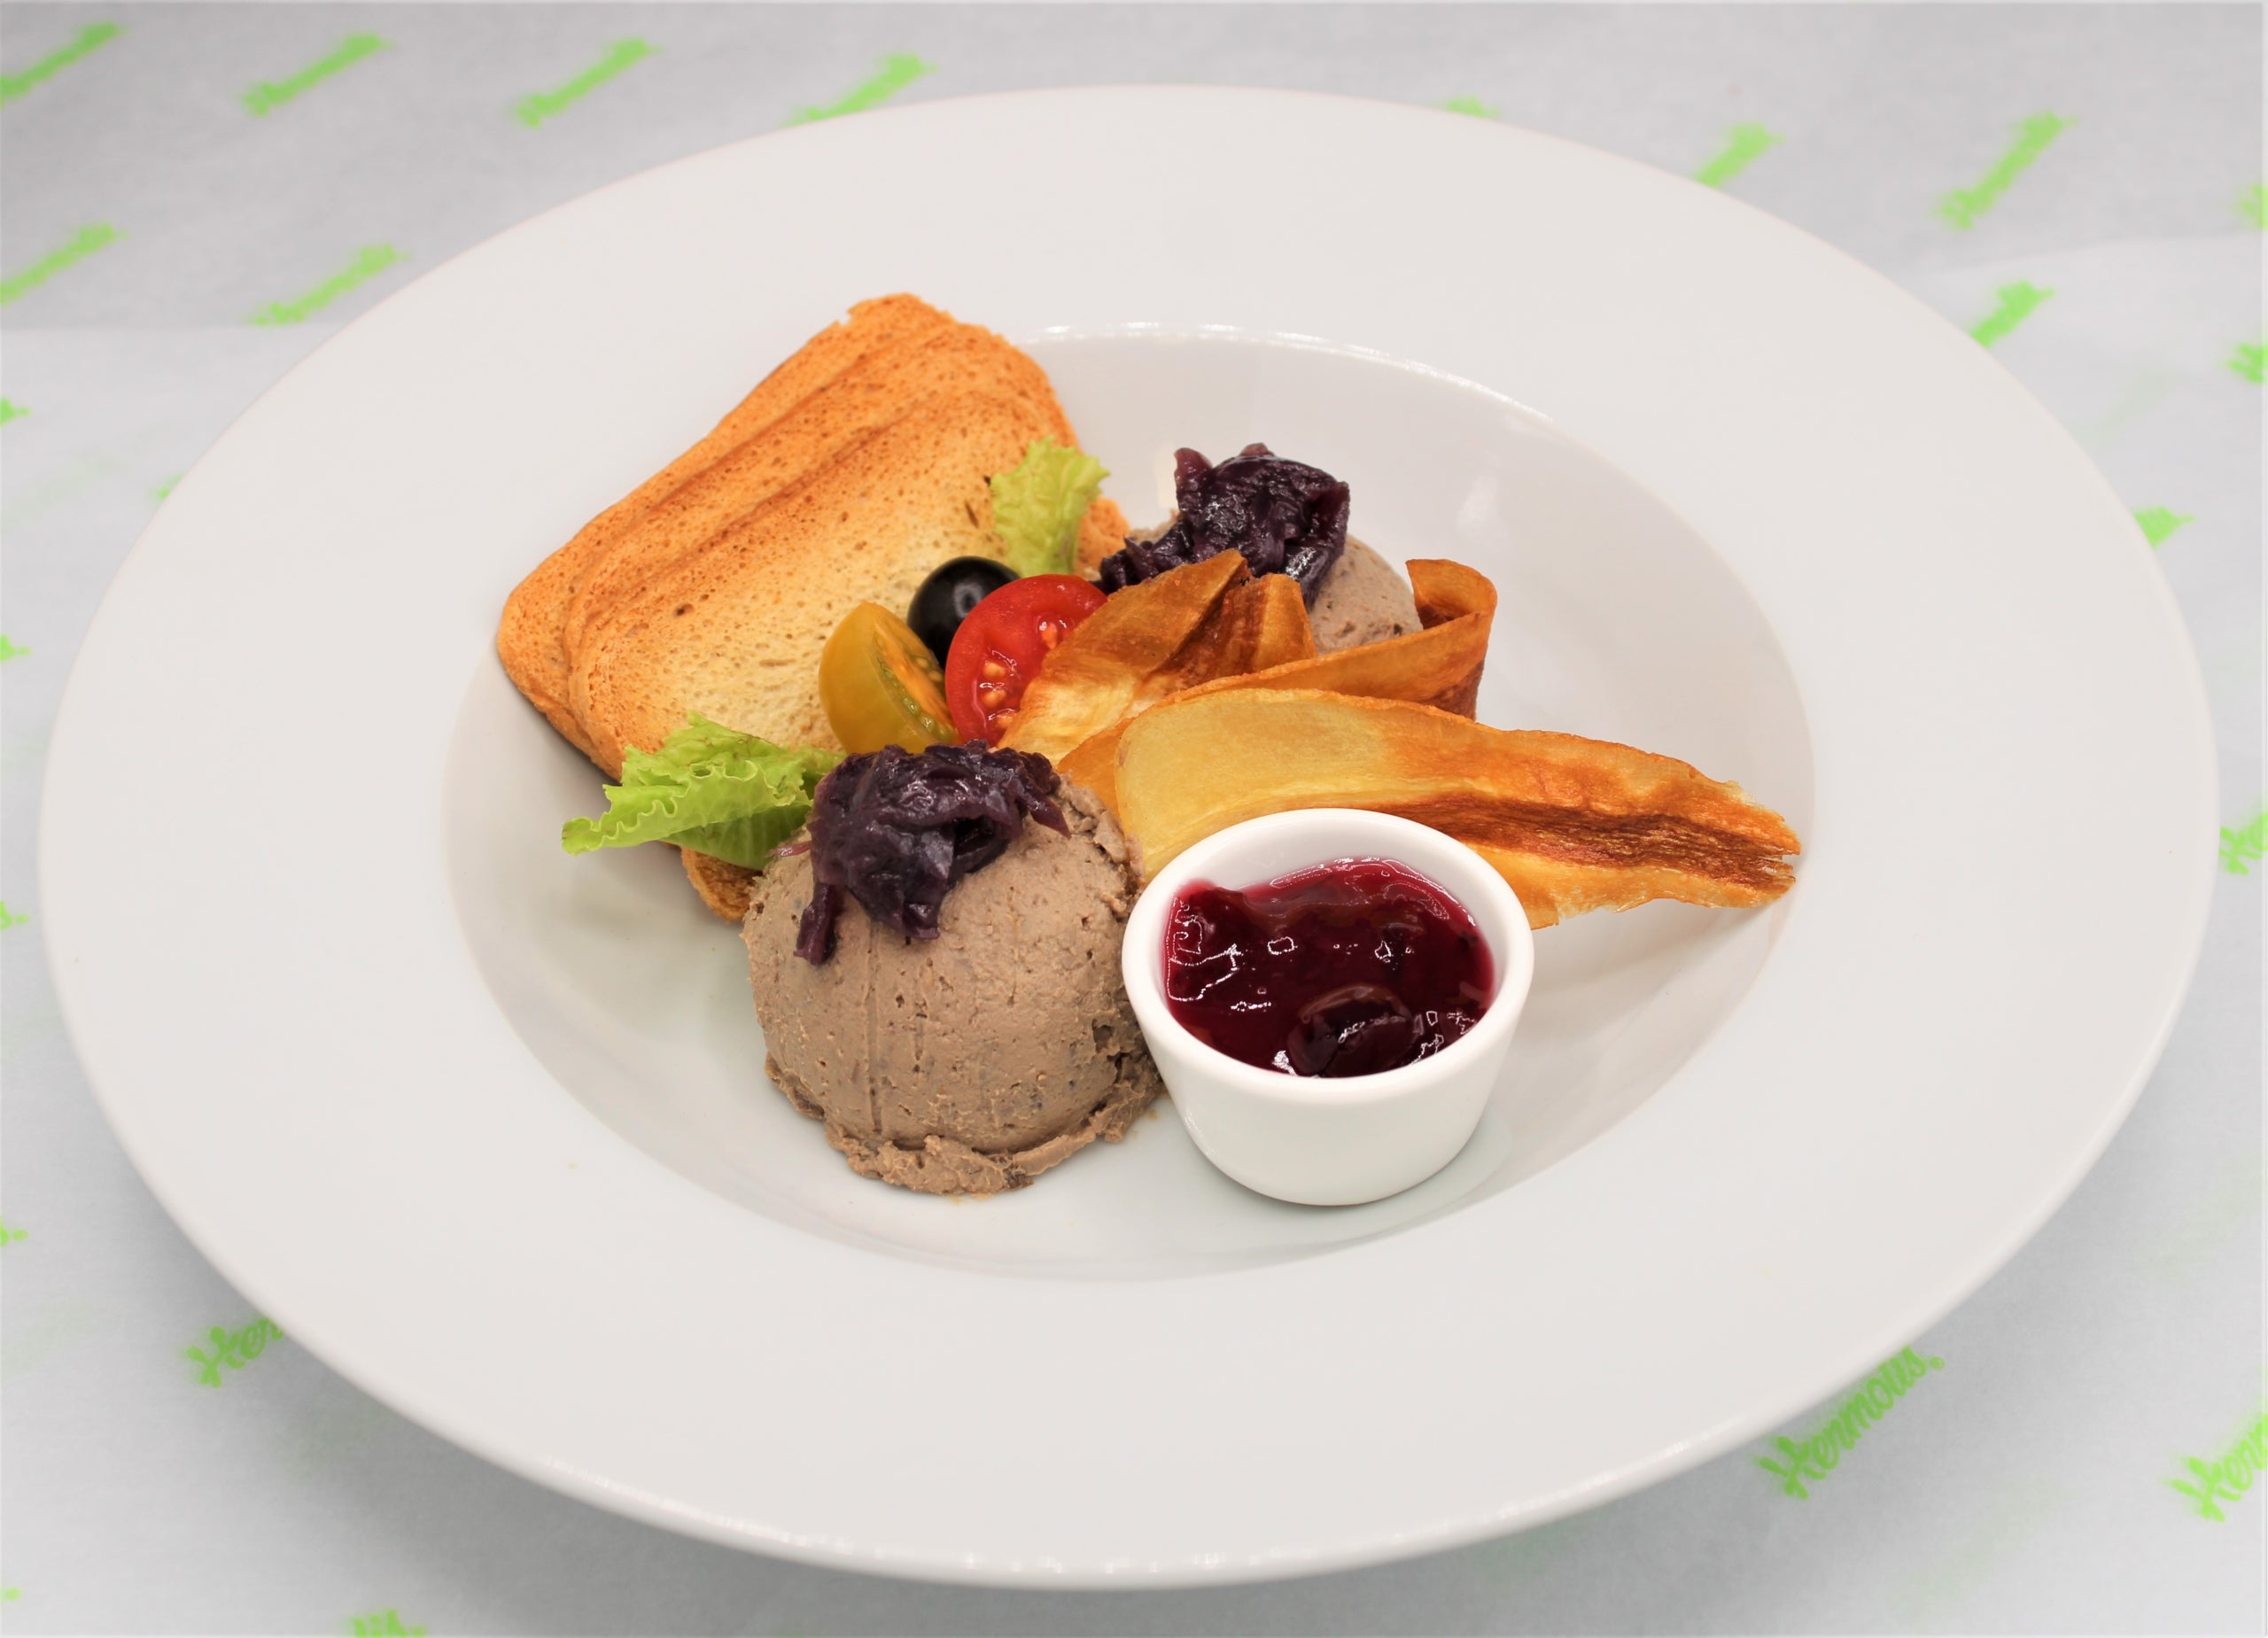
[1002,554,1316,764]
[1060,558,1495,811]
[1113,687,1799,928]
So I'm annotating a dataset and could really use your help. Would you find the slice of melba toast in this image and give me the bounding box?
[498,296,1129,919]
[496,294,952,752]
[556,321,1078,671]
[570,390,1079,773]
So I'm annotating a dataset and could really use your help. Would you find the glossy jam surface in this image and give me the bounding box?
[1163,858,1493,1078]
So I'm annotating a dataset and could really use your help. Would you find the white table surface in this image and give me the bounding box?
[2,5,2261,1633]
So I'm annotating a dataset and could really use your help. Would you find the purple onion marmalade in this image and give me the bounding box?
[1095,444,1351,605]
[794,742,1067,965]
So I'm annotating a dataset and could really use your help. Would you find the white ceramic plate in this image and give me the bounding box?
[42,89,2215,1585]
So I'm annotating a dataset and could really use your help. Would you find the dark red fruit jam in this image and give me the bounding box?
[1163,858,1493,1078]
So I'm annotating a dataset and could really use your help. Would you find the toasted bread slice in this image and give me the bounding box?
[680,848,759,920]
[558,322,1075,670]
[497,295,952,750]
[571,391,1073,773]
[1073,495,1129,578]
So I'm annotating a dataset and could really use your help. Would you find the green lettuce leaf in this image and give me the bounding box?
[562,715,842,870]
[990,438,1109,578]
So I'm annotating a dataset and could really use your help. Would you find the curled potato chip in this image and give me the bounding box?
[1113,687,1799,929]
[1002,555,1314,763]
[1060,558,1495,809]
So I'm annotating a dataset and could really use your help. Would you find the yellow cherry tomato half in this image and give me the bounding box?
[819,602,957,754]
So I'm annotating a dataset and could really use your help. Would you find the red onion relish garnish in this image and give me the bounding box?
[795,742,1067,965]
[1095,445,1351,606]
[1163,858,1492,1077]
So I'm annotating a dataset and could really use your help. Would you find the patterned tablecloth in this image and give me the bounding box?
[2,6,2260,1633]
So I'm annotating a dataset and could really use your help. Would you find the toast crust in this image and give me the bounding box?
[571,390,1076,772]
[680,847,759,920]
[496,295,952,741]
[495,296,1129,917]
[557,322,1079,670]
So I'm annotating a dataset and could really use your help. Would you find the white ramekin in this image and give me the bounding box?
[1122,809,1536,1206]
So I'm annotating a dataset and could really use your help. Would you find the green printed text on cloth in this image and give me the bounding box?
[1756,1347,1945,1497]
[185,1316,284,1386]
[251,245,404,326]
[2168,1402,2268,1520]
[788,52,932,124]
[516,39,652,128]
[1695,123,1782,189]
[0,400,27,426]
[0,20,119,105]
[2135,506,2193,547]
[350,1611,426,1637]
[2222,807,2267,874]
[1441,95,1498,119]
[0,224,120,307]
[0,903,27,931]
[1940,113,2071,229]
[245,33,386,116]
[1971,282,2052,347]
[2230,342,2264,384]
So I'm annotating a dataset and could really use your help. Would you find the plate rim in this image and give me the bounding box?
[37,85,2219,1585]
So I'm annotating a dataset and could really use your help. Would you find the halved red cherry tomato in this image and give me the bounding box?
[944,574,1107,743]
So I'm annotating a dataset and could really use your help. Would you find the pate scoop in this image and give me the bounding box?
[742,781,1162,1195]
